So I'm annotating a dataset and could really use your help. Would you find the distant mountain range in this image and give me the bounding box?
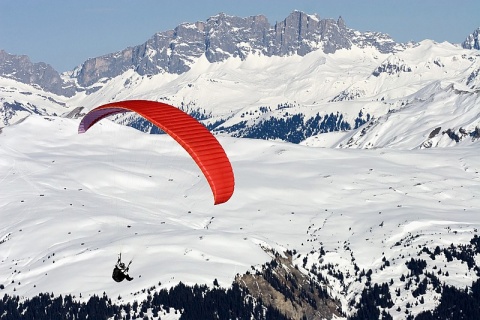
[1,11,479,149]
[1,11,402,93]
[2,12,480,319]
[0,50,76,96]
[71,11,401,88]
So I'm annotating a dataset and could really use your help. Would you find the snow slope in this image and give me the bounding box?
[1,115,479,318]
[2,40,479,150]
[1,29,480,318]
[66,40,480,149]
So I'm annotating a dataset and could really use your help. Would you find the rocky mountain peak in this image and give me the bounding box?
[337,16,346,29]
[462,27,480,50]
[0,50,75,97]
[72,11,398,88]
[0,11,401,94]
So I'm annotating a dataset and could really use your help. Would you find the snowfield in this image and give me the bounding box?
[1,25,480,317]
[1,115,479,317]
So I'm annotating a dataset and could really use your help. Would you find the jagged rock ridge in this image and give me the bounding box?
[0,50,75,97]
[73,11,398,87]
[462,27,480,50]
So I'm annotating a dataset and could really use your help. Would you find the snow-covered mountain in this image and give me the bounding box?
[70,11,399,88]
[2,40,479,150]
[0,50,76,97]
[1,13,479,151]
[1,112,480,319]
[1,10,480,319]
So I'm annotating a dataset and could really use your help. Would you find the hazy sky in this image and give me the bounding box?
[1,0,479,72]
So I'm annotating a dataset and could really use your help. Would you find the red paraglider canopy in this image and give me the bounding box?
[79,100,234,205]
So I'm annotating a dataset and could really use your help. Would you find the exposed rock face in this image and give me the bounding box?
[372,56,412,76]
[73,11,398,87]
[463,27,480,50]
[1,11,400,92]
[236,249,342,320]
[0,50,75,97]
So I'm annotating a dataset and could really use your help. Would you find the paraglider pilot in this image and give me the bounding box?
[112,253,133,282]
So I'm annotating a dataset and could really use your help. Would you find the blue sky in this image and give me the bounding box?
[1,0,479,72]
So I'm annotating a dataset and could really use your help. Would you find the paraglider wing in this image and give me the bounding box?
[78,100,234,205]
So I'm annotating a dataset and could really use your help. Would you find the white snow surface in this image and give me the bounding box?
[1,39,480,318]
[2,40,480,150]
[1,114,480,318]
